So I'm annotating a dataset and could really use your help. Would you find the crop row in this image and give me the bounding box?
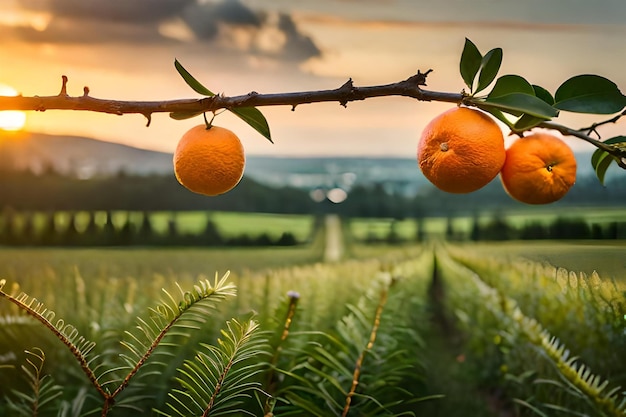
[0,243,624,415]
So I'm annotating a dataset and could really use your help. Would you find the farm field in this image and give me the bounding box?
[0,218,625,416]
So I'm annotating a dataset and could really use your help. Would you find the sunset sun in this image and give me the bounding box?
[0,84,26,131]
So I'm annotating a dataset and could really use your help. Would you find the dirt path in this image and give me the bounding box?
[323,214,343,262]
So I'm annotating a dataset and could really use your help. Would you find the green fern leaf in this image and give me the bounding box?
[274,272,427,416]
[0,280,103,398]
[156,318,270,416]
[100,272,238,411]
[5,348,63,416]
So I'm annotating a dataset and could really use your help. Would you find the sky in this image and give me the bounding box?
[0,0,625,157]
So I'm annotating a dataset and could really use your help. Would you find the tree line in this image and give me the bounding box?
[0,208,300,247]
[357,215,626,245]
[464,215,626,241]
[1,167,626,219]
[1,205,623,248]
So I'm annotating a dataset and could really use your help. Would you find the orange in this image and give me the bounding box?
[417,107,505,193]
[500,132,576,205]
[173,125,245,196]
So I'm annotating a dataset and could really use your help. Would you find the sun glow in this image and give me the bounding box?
[0,84,27,131]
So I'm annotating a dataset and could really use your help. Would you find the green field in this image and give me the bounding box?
[0,217,625,416]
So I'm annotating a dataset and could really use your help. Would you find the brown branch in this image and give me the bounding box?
[539,121,626,168]
[578,109,626,136]
[1,72,624,167]
[0,71,461,118]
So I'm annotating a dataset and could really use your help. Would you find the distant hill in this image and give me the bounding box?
[0,130,619,194]
[0,131,173,177]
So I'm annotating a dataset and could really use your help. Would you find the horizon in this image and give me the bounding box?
[3,128,604,159]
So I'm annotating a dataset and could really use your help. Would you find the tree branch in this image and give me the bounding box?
[1,71,624,168]
[0,70,461,119]
[539,120,626,168]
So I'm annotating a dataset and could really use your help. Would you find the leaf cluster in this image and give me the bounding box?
[172,60,272,143]
[460,38,626,183]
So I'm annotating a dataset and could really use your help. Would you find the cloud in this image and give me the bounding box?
[10,0,321,62]
[181,0,261,41]
[276,14,321,61]
[181,1,320,61]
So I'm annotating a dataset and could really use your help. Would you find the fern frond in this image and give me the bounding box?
[444,257,626,417]
[102,272,237,411]
[5,348,63,416]
[156,318,270,417]
[0,279,104,398]
[526,321,626,417]
[275,271,425,416]
[2,273,239,415]
[265,291,300,394]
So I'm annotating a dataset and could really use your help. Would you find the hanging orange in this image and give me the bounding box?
[500,132,576,204]
[417,107,506,193]
[173,125,245,196]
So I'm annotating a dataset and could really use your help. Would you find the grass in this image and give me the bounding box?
[0,243,437,416]
[0,245,322,289]
[348,218,417,241]
[461,240,626,280]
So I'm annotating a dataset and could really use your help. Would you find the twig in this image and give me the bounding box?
[578,109,626,137]
[539,121,626,168]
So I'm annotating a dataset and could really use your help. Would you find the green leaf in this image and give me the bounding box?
[169,111,205,120]
[596,136,626,154]
[475,48,503,94]
[230,107,273,143]
[532,85,555,105]
[174,60,273,142]
[479,106,513,128]
[513,114,547,131]
[460,38,482,91]
[591,147,605,169]
[484,93,559,119]
[591,136,626,185]
[488,75,535,98]
[174,59,215,97]
[592,152,615,186]
[554,74,626,114]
